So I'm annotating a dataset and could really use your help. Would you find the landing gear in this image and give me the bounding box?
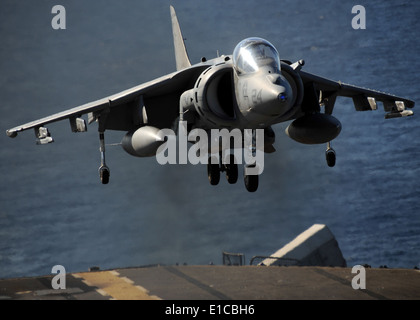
[243,130,259,192]
[207,154,238,186]
[207,156,220,185]
[326,141,336,167]
[99,165,110,184]
[225,154,238,184]
[99,132,110,184]
[206,153,258,192]
[207,153,240,186]
[244,166,259,192]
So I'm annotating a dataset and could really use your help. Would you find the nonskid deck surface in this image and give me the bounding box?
[1,265,419,300]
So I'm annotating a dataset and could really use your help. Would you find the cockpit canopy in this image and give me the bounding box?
[233,37,280,75]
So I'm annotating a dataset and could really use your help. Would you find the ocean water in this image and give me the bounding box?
[0,0,419,279]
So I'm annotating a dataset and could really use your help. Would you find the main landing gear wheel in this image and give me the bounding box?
[326,142,336,167]
[207,156,220,185]
[225,154,238,184]
[207,154,238,186]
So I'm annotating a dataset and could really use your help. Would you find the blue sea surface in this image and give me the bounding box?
[0,0,419,279]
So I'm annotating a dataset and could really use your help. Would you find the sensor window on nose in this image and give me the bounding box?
[278,93,288,102]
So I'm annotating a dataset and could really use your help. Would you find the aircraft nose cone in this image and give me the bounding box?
[273,83,291,106]
[267,74,291,103]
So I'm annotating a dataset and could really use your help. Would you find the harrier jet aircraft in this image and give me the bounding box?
[6,6,415,192]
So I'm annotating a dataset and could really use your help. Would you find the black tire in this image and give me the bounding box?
[99,166,110,184]
[225,155,238,184]
[326,149,336,167]
[207,157,220,185]
[244,174,258,192]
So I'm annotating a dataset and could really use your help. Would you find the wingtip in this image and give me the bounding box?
[6,129,18,138]
[408,99,415,109]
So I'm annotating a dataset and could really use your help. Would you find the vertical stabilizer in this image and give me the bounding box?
[170,6,191,70]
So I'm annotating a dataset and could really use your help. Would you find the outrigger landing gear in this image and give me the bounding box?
[98,132,110,184]
[326,141,336,167]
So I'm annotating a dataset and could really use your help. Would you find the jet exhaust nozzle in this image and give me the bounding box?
[285,113,342,144]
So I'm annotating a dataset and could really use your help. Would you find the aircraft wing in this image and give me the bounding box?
[299,70,415,118]
[6,64,208,141]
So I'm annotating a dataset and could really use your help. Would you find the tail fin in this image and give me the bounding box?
[170,6,191,70]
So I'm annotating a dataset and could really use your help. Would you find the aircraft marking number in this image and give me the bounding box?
[252,89,262,104]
